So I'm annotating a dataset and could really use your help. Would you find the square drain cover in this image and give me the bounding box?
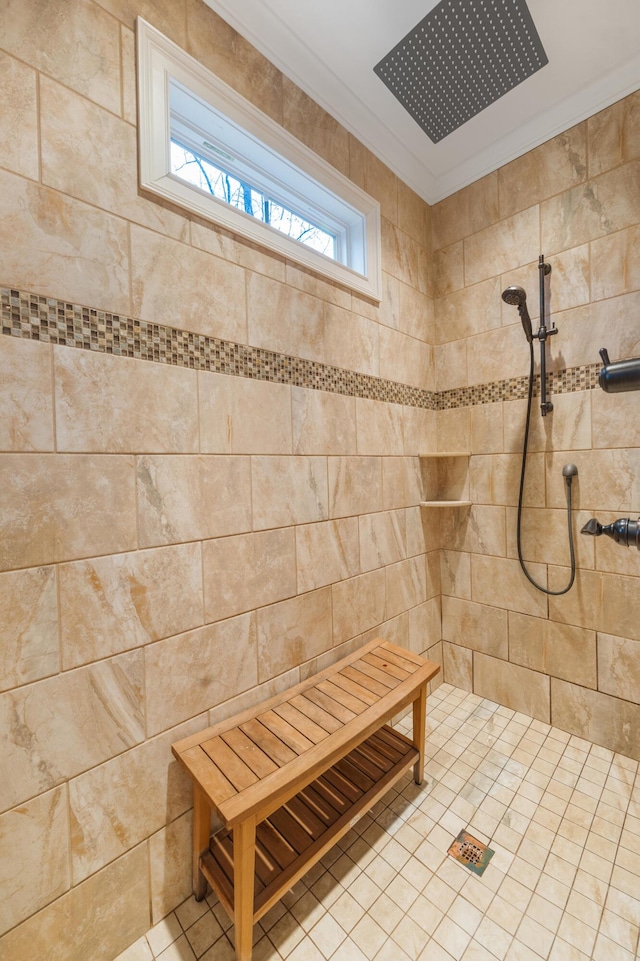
[448,829,495,876]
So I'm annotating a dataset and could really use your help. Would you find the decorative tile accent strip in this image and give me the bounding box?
[1,286,601,410]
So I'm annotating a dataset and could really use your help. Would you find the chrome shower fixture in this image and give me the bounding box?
[581,517,640,550]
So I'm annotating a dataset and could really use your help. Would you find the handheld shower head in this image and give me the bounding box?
[502,285,533,343]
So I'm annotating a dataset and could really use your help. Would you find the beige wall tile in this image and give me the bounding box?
[442,596,508,658]
[464,206,540,287]
[149,812,192,925]
[0,651,144,812]
[356,399,405,455]
[409,598,441,656]
[359,511,406,572]
[0,786,69,936]
[470,453,544,508]
[252,455,328,529]
[379,326,433,390]
[257,589,333,681]
[192,220,286,283]
[282,77,350,176]
[471,554,548,617]
[597,633,640,702]
[439,505,506,557]
[544,447,640,513]
[145,614,257,734]
[432,172,499,250]
[544,245,591,313]
[551,679,640,760]
[285,263,352,309]
[590,511,640,575]
[0,0,120,113]
[364,612,411,654]
[505,506,594,572]
[55,349,199,453]
[59,544,203,669]
[397,280,433,342]
[328,456,383,519]
[324,305,380,377]
[398,182,427,248]
[470,403,504,455]
[475,654,550,723]
[203,528,296,622]
[69,715,204,883]
[433,242,464,298]
[406,507,427,559]
[591,385,640,451]
[436,340,467,391]
[296,518,360,592]
[292,388,357,455]
[591,225,640,300]
[0,336,53,452]
[436,408,471,453]
[548,567,603,632]
[121,24,137,125]
[0,51,38,180]
[435,277,501,344]
[0,566,58,692]
[382,219,422,290]
[364,151,398,225]
[382,457,422,510]
[386,556,427,619]
[247,272,325,363]
[440,550,471,599]
[0,171,130,313]
[130,226,246,342]
[524,389,592,453]
[601,571,640,643]
[587,92,640,177]
[443,641,473,691]
[402,406,437,455]
[498,124,587,218]
[0,453,136,571]
[0,844,149,961]
[136,454,251,547]
[466,320,534,387]
[508,612,597,689]
[332,569,386,645]
[199,373,292,455]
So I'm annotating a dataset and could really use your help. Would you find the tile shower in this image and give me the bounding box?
[0,2,639,960]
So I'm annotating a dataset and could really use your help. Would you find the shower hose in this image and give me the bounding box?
[517,341,576,595]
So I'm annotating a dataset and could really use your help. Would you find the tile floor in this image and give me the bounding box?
[116,683,640,961]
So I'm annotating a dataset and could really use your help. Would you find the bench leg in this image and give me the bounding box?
[412,684,427,784]
[192,786,210,901]
[234,817,257,961]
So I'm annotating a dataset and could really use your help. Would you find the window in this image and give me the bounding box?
[137,19,382,301]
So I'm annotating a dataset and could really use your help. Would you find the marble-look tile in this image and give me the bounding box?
[436,340,467,391]
[130,226,246,343]
[256,589,333,682]
[356,399,405,455]
[40,77,188,240]
[433,242,464,298]
[597,633,640,702]
[282,76,350,177]
[409,597,441,656]
[136,454,251,547]
[464,206,540,287]
[364,150,399,225]
[508,612,597,689]
[199,373,292,455]
[470,554,548,618]
[550,291,640,372]
[145,614,257,734]
[474,653,550,723]
[470,403,504,455]
[591,385,640,451]
[0,170,130,313]
[382,457,423,511]
[192,220,286,283]
[386,556,427,620]
[505,506,595,572]
[466,320,534,387]
[440,551,471,599]
[332,569,386,645]
[469,453,544,508]
[121,25,137,126]
[382,219,423,291]
[0,650,144,811]
[55,349,198,453]
[600,572,640,644]
[434,277,502,344]
[247,272,325,365]
[587,90,640,176]
[548,567,603,633]
[0,336,54,452]
[398,181,428,247]
[59,543,203,668]
[541,161,640,254]
[551,679,640,760]
[406,507,428,559]
[324,305,380,377]
[443,641,473,691]
[590,225,640,301]
[69,716,204,883]
[286,263,352,309]
[203,528,296,623]
[436,408,471,454]
[0,786,69,936]
[432,172,499,251]
[441,596,508,658]
[0,845,149,961]
[544,447,640,514]
[524,389,592,454]
[439,505,506,557]
[0,0,120,113]
[292,388,357,455]
[0,51,38,180]
[0,453,136,571]
[379,327,433,390]
[359,511,407,572]
[0,566,58,692]
[402,406,437,456]
[328,456,383,519]
[498,124,587,219]
[397,280,433,342]
[252,456,328,529]
[296,518,360,592]
[150,812,192,926]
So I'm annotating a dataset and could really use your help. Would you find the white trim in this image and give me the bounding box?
[136,18,382,301]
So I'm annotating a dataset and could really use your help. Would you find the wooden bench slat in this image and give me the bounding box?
[330,671,379,705]
[289,694,343,733]
[273,702,330,745]
[320,766,363,804]
[240,718,296,768]
[221,728,279,780]
[378,643,424,672]
[285,795,327,841]
[202,737,259,792]
[306,684,359,722]
[334,756,375,793]
[342,664,393,698]
[257,710,315,755]
[315,678,370,713]
[313,773,353,814]
[181,745,237,805]
[354,738,394,773]
[347,744,390,780]
[368,729,405,763]
[298,784,342,826]
[361,651,410,682]
[256,820,297,871]
[269,807,314,855]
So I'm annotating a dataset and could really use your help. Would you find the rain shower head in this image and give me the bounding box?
[502,285,533,343]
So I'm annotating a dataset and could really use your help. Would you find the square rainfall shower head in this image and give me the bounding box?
[374,0,548,143]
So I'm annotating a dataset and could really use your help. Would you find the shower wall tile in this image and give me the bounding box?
[398,181,428,247]
[120,24,136,125]
[256,588,333,682]
[149,811,192,926]
[0,51,38,180]
[382,456,422,510]
[247,272,325,364]
[470,554,548,617]
[327,455,383,518]
[601,571,640,643]
[199,373,292,455]
[296,518,360,592]
[0,453,136,571]
[385,555,427,619]
[55,349,199,453]
[469,452,544,508]
[0,650,144,812]
[324,304,380,377]
[359,510,407,572]
[0,786,69,936]
[551,679,640,759]
[587,90,640,176]
[507,612,597,689]
[591,378,640,450]
[442,641,473,691]
[0,336,54,452]
[440,550,471,600]
[498,123,587,219]
[379,326,433,390]
[397,279,433,343]
[432,171,499,250]
[466,322,531,386]
[191,220,286,283]
[144,615,257,734]
[202,528,296,623]
[0,566,58,693]
[470,402,504,454]
[362,149,399,225]
[505,506,595,571]
[597,633,640,701]
[251,455,329,529]
[523,389,592,453]
[0,844,149,961]
[475,653,551,723]
[436,339,467,391]
[441,595,508,658]
[356,398,405,455]
[544,447,640,513]
[282,76,350,177]
[432,241,464,298]
[286,263,352,309]
[545,244,591,312]
[292,387,357,454]
[382,219,423,290]
[59,543,203,669]
[435,276,502,344]
[408,597,441,655]
[548,566,603,632]
[590,225,640,300]
[439,504,506,557]
[136,454,252,547]
[332,568,387,645]
[464,205,540,287]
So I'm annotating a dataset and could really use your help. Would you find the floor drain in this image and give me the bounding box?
[448,829,495,876]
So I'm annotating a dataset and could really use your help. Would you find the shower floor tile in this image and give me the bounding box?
[116,684,640,961]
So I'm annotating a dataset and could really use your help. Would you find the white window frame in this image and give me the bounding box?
[136,18,382,301]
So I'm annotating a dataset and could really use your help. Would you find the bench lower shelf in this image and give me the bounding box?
[200,724,419,924]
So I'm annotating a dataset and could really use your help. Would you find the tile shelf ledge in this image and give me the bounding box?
[419,452,471,507]
[419,499,472,507]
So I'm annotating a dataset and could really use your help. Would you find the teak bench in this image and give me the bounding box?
[171,638,440,961]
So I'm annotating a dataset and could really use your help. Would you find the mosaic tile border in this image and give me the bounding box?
[1,287,601,411]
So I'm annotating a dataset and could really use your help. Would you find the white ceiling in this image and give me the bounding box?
[203,0,640,204]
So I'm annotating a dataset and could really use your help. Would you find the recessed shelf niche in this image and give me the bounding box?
[419,452,471,507]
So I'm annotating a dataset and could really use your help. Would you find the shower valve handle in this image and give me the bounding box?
[581,517,640,550]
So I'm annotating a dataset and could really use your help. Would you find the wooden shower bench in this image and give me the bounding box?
[171,638,440,961]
